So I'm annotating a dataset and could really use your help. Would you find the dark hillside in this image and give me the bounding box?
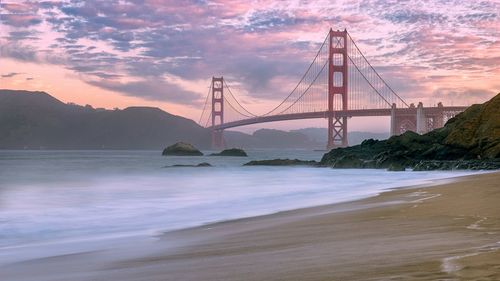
[0,90,211,149]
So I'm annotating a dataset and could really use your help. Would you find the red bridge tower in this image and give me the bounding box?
[211,77,225,149]
[327,29,348,149]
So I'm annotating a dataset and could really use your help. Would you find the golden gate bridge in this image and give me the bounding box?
[199,29,468,149]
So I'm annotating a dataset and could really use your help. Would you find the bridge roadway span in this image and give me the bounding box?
[212,106,468,130]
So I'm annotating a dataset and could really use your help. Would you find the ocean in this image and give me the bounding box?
[0,150,479,261]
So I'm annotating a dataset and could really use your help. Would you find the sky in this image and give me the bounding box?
[0,0,499,133]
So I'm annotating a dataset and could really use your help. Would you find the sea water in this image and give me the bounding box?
[0,150,478,255]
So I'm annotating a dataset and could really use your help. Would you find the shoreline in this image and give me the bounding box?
[0,170,480,252]
[2,171,499,280]
[158,170,479,233]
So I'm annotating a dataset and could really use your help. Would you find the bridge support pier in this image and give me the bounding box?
[211,77,225,149]
[390,103,397,136]
[416,102,426,134]
[429,102,445,131]
[391,115,417,136]
[391,102,450,136]
[327,29,348,150]
[391,103,417,136]
[328,114,347,149]
[211,129,224,149]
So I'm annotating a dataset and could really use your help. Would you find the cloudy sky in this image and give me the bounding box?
[0,0,498,132]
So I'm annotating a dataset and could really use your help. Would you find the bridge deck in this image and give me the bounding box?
[212,106,468,130]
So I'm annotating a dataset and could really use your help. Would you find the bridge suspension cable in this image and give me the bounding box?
[223,80,258,118]
[346,32,409,109]
[198,83,212,127]
[260,32,329,116]
[198,29,410,129]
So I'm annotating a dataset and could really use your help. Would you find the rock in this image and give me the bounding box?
[162,142,203,156]
[373,151,413,169]
[320,93,500,170]
[243,159,317,166]
[412,160,500,171]
[442,93,500,159]
[329,154,365,168]
[412,161,449,171]
[387,163,406,171]
[165,162,212,168]
[210,148,248,157]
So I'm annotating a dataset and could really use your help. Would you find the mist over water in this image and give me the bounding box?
[0,150,477,251]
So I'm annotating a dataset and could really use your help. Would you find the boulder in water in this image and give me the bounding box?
[243,159,317,166]
[166,162,212,167]
[210,148,248,157]
[162,142,203,156]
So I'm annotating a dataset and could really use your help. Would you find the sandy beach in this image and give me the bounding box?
[3,171,500,281]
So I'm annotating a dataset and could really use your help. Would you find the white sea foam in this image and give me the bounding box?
[467,216,488,230]
[441,252,479,274]
[0,150,484,261]
[441,242,500,275]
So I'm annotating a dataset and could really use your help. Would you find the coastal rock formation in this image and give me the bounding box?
[162,142,203,156]
[412,159,500,171]
[321,93,500,170]
[244,159,317,166]
[210,148,248,157]
[165,162,212,167]
[442,94,500,159]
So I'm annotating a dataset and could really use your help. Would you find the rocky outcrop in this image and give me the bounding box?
[412,160,500,171]
[244,159,317,166]
[210,148,248,157]
[162,142,203,156]
[165,162,212,167]
[441,94,500,159]
[321,93,500,170]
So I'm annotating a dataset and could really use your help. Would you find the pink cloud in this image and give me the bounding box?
[1,0,498,127]
[1,2,38,14]
[341,14,367,24]
[1,14,42,27]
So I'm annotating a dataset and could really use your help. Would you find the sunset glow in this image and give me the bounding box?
[1,0,498,131]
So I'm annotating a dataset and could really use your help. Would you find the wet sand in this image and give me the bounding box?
[3,171,500,281]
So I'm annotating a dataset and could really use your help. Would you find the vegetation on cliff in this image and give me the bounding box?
[320,93,500,170]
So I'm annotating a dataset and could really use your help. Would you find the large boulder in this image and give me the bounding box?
[210,148,248,157]
[162,142,203,156]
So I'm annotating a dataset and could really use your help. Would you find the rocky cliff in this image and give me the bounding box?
[320,93,500,170]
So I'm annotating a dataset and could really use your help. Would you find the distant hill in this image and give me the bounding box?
[291,128,389,146]
[0,90,210,149]
[0,90,394,150]
[225,129,316,149]
[226,128,389,149]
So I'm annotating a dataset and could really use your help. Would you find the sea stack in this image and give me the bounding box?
[210,148,248,157]
[162,142,203,156]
